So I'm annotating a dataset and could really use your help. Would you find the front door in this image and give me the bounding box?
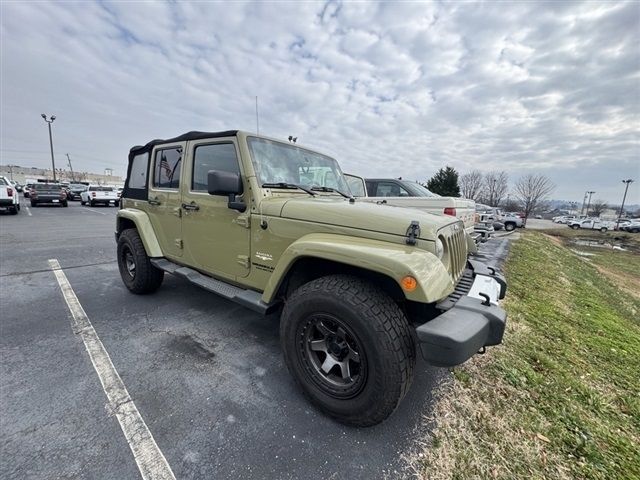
[147,143,184,259]
[181,138,250,280]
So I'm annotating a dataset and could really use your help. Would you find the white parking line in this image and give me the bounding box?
[25,206,32,216]
[83,207,108,215]
[48,259,176,480]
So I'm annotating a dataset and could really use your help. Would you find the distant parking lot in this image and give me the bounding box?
[1,200,513,479]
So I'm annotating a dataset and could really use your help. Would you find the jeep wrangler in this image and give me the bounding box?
[116,130,507,426]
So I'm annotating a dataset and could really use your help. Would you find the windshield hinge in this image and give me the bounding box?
[237,255,250,268]
[234,215,250,228]
[174,238,183,249]
[405,221,420,246]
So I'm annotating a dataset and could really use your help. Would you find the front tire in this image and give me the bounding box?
[600,227,607,232]
[504,222,516,231]
[280,275,416,427]
[117,229,164,294]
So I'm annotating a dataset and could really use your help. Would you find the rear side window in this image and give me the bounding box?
[129,153,149,189]
[153,147,182,189]
[192,143,239,191]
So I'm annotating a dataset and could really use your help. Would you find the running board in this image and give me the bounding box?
[150,258,279,315]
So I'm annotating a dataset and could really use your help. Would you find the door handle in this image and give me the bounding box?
[148,198,161,206]
[182,202,200,211]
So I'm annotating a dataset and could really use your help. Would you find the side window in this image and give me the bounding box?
[375,181,410,197]
[192,143,239,191]
[128,153,149,189]
[153,147,182,189]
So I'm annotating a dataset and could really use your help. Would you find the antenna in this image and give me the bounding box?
[255,96,260,135]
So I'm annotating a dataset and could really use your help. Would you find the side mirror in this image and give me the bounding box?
[207,170,246,212]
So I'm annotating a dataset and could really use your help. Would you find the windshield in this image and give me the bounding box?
[402,181,440,197]
[345,175,366,197]
[34,183,61,190]
[247,137,349,192]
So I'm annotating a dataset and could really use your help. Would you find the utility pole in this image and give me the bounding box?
[580,191,588,215]
[41,114,57,182]
[585,191,595,216]
[66,153,76,182]
[616,179,634,229]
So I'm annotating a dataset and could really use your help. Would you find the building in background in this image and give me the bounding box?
[0,164,124,186]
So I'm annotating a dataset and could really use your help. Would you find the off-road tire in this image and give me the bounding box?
[280,274,416,427]
[117,229,164,294]
[504,222,516,231]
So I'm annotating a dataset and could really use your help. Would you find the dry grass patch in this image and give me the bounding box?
[411,232,640,480]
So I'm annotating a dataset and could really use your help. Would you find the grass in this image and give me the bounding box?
[412,231,640,480]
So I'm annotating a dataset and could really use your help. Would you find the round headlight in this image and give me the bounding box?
[435,238,444,259]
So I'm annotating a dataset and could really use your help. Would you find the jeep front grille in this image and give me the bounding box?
[441,222,468,283]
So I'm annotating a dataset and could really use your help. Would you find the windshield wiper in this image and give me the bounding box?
[261,182,316,196]
[310,186,354,199]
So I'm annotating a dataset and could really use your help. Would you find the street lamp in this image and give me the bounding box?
[616,179,634,229]
[585,191,595,216]
[41,114,57,182]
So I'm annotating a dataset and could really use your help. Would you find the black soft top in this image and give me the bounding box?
[123,130,239,200]
[129,130,239,156]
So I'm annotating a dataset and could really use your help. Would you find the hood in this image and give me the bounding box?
[260,195,459,240]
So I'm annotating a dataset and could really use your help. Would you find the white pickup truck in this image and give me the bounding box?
[568,218,613,232]
[81,185,120,207]
[345,175,477,239]
[0,176,20,215]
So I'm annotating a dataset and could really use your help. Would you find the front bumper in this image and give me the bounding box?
[415,260,507,367]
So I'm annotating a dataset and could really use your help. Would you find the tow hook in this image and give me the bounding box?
[479,292,491,306]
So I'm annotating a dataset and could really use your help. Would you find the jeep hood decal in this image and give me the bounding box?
[276,197,456,240]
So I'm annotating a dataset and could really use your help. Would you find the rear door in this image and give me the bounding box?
[181,137,250,280]
[147,142,185,259]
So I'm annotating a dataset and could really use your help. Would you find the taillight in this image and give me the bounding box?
[92,192,96,197]
[7,187,13,197]
[444,207,457,216]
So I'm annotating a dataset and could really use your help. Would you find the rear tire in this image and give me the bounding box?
[571,225,579,230]
[30,200,36,207]
[9,205,18,215]
[89,200,95,207]
[117,229,164,294]
[600,227,607,232]
[280,274,416,427]
[62,201,68,207]
[81,199,86,205]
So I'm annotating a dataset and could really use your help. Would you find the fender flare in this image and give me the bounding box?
[116,209,163,257]
[261,233,454,304]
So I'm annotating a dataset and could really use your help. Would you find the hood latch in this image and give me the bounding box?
[405,221,420,245]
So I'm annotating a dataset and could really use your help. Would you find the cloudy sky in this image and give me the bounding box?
[1,1,638,204]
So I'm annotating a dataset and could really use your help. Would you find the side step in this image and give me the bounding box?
[150,258,279,315]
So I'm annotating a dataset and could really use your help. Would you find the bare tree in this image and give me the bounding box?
[459,170,484,200]
[589,200,608,217]
[481,171,509,206]
[514,174,555,226]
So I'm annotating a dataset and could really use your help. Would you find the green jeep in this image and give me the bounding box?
[116,130,507,426]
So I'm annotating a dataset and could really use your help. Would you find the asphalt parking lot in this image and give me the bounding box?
[1,200,513,480]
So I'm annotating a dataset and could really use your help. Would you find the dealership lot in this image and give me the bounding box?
[1,202,512,479]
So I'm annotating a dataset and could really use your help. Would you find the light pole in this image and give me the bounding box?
[580,191,588,215]
[616,179,634,229]
[585,191,595,216]
[41,114,57,182]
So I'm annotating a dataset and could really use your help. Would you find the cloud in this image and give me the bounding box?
[1,0,638,203]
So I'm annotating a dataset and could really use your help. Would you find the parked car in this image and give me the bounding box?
[81,185,119,206]
[29,182,68,207]
[345,175,478,241]
[23,183,34,198]
[620,220,640,233]
[116,129,507,426]
[67,183,88,200]
[568,218,613,232]
[0,175,20,214]
[501,212,524,231]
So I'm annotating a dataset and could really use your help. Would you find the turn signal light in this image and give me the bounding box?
[401,276,418,292]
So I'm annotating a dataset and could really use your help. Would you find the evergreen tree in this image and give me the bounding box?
[426,166,460,197]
